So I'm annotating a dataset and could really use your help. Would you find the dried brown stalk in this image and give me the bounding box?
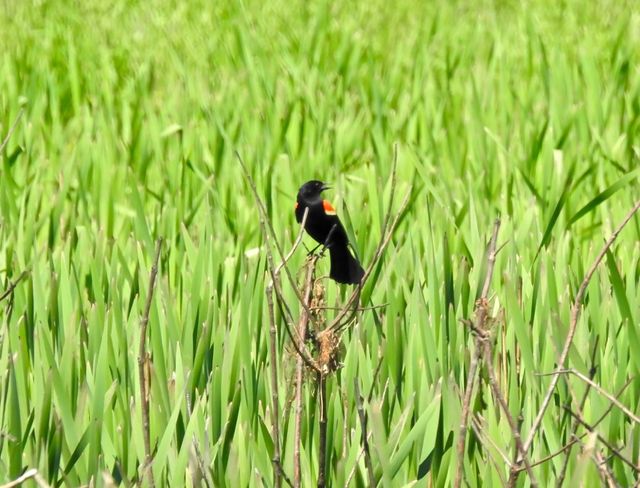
[453,219,501,488]
[294,255,320,487]
[138,238,162,488]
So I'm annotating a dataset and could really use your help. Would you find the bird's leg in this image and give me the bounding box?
[306,243,322,256]
[306,225,338,257]
[318,224,338,257]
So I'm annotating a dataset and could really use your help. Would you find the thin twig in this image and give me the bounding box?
[344,430,374,487]
[267,208,311,488]
[330,190,411,333]
[0,469,37,488]
[551,347,617,486]
[454,219,501,488]
[563,407,640,472]
[238,154,319,372]
[472,415,512,466]
[266,286,284,488]
[483,338,537,487]
[0,468,51,488]
[345,378,391,487]
[367,351,386,403]
[273,459,294,488]
[294,256,319,487]
[470,417,509,486]
[317,371,327,488]
[454,347,481,488]
[138,238,162,488]
[274,208,311,345]
[311,303,388,312]
[535,369,640,425]
[523,199,640,453]
[0,108,24,155]
[0,271,28,303]
[557,336,599,485]
[185,386,212,488]
[327,149,406,333]
[519,377,634,472]
[354,379,376,487]
[236,151,311,312]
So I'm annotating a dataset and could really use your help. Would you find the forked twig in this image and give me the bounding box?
[536,369,640,425]
[454,219,502,488]
[327,148,408,334]
[236,152,311,313]
[523,199,640,453]
[519,375,635,473]
[238,150,405,487]
[138,239,162,488]
[469,417,509,486]
[563,407,640,472]
[482,339,536,486]
[329,190,411,334]
[239,154,319,372]
[556,337,599,485]
[267,208,311,488]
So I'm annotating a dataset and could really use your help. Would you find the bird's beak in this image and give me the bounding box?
[321,183,332,191]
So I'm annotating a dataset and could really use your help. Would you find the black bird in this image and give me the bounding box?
[295,180,365,284]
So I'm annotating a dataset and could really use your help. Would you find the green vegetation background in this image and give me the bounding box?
[1,0,639,486]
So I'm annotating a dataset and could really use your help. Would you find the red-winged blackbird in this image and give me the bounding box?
[295,180,365,284]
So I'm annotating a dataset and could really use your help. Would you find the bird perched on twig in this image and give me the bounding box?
[295,180,365,285]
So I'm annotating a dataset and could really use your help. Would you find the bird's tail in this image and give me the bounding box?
[329,245,365,284]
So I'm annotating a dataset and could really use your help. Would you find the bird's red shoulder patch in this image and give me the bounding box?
[323,200,337,215]
[295,201,299,210]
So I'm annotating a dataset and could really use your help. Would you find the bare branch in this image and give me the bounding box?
[523,199,640,452]
[138,238,162,488]
[517,376,634,471]
[563,407,640,472]
[237,154,319,373]
[273,460,294,488]
[330,189,411,333]
[454,219,501,488]
[317,372,328,488]
[344,430,374,487]
[454,347,482,488]
[310,303,388,312]
[0,468,51,488]
[482,339,536,487]
[294,256,319,487]
[557,336,600,485]
[266,285,284,488]
[470,417,509,486]
[0,469,38,488]
[536,369,640,424]
[0,270,28,303]
[236,151,311,312]
[472,415,512,466]
[273,207,310,345]
[345,376,391,487]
